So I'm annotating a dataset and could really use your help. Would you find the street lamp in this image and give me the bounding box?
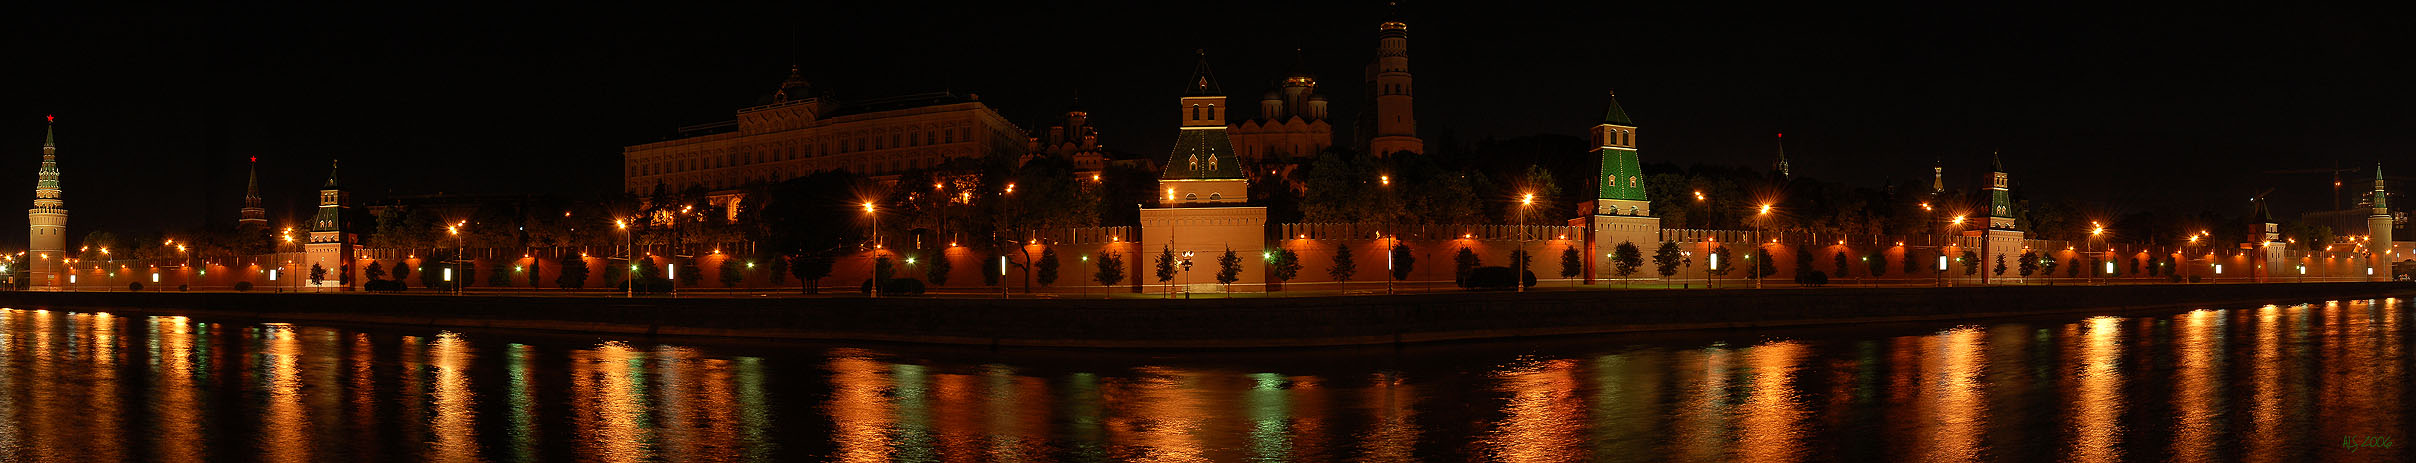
[617,218,634,297]
[1754,204,1773,289]
[1518,192,1535,292]
[864,201,880,299]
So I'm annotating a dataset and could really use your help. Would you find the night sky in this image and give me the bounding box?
[5,2,2411,245]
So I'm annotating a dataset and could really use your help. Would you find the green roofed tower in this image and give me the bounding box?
[1987,152,2014,231]
[1593,91,1646,216]
[1159,51,1248,202]
[1584,91,1661,284]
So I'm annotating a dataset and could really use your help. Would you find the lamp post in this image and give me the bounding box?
[864,201,880,299]
[1754,204,1773,289]
[1179,250,1195,299]
[617,218,634,298]
[2089,221,2105,285]
[1518,192,1534,293]
[1381,231,1395,295]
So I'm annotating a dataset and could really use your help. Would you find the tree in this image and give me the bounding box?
[365,261,386,282]
[1392,243,1418,281]
[766,254,789,286]
[1453,247,1481,287]
[1754,248,1778,279]
[872,256,895,287]
[1993,254,2008,277]
[1269,248,1302,287]
[2065,257,2081,277]
[1037,247,1061,286]
[2019,251,2040,277]
[1611,242,1643,287]
[676,257,701,287]
[1960,250,1979,276]
[794,252,834,294]
[556,254,589,289]
[1833,251,1852,281]
[1560,246,1583,283]
[1155,246,1178,297]
[924,250,950,285]
[1653,241,1684,280]
[1329,244,1358,291]
[489,259,512,287]
[420,261,446,289]
[1094,251,1125,288]
[1216,248,1242,294]
[310,263,327,286]
[393,261,412,289]
[1900,248,1916,277]
[527,256,542,288]
[1792,245,1817,285]
[719,256,746,287]
[1707,246,1734,288]
[2039,254,2060,280]
[1866,251,1888,278]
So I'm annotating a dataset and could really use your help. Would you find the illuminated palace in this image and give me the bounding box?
[622,65,1029,198]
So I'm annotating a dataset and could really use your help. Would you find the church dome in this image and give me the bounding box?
[771,65,812,102]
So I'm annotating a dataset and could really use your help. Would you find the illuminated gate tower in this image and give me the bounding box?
[1973,152,2025,284]
[1139,52,1268,292]
[27,116,65,288]
[2247,196,2284,282]
[1585,92,1660,281]
[305,160,354,289]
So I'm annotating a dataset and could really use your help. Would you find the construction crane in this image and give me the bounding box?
[2262,164,2356,211]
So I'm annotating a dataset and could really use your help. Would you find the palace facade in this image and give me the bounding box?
[622,66,1029,196]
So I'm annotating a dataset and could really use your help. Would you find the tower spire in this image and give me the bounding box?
[239,156,267,229]
[1773,133,1790,180]
[29,115,68,288]
[324,159,340,188]
[1932,158,1944,195]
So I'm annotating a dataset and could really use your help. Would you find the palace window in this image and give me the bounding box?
[1185,193,1198,201]
[1209,193,1222,201]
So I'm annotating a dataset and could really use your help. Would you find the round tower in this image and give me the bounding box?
[28,116,66,288]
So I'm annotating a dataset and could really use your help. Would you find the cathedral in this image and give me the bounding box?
[1228,53,1335,162]
[1228,9,1426,163]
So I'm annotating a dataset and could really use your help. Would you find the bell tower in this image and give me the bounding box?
[1360,6,1424,157]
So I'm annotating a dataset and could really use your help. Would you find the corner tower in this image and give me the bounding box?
[239,156,267,229]
[28,115,65,288]
[1974,152,2025,284]
[305,160,353,289]
[1140,52,1267,293]
[2249,196,2284,282]
[2372,164,2395,281]
[1585,92,1661,282]
[1360,8,1424,157]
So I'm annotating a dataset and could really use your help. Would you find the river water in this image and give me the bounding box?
[0,298,2404,462]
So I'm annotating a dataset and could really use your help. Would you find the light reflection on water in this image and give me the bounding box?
[0,298,2408,461]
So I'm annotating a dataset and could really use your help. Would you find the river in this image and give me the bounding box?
[0,298,2403,461]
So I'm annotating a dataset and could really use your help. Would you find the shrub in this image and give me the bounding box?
[128,282,143,291]
[859,278,926,295]
[1462,266,1536,290]
[1804,270,1829,286]
[234,281,254,291]
[619,278,674,294]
